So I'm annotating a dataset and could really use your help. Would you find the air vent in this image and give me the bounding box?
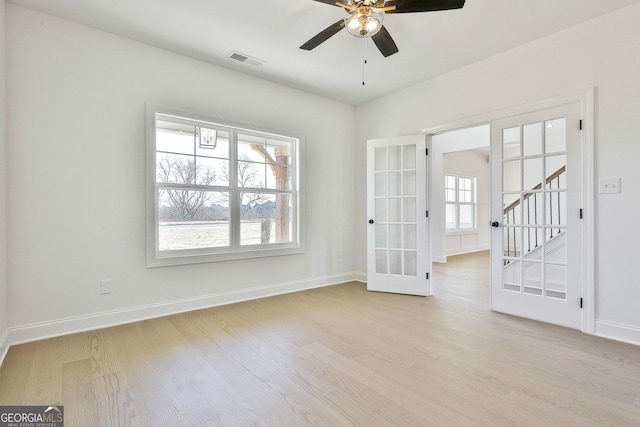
[228,51,265,67]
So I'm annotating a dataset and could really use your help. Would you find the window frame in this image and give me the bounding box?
[445,173,477,232]
[146,104,305,267]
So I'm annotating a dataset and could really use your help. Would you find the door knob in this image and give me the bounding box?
[369,219,375,224]
[491,221,500,228]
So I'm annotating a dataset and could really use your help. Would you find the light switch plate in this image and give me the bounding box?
[599,178,621,194]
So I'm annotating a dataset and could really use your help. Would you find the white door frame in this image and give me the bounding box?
[423,89,595,334]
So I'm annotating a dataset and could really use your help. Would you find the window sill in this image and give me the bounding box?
[147,244,305,268]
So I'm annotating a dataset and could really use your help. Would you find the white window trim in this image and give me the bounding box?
[445,174,477,232]
[146,104,305,267]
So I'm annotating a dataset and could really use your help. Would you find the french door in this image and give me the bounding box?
[366,135,429,296]
[490,103,583,329]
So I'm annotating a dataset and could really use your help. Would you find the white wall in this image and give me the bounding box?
[443,151,490,258]
[356,3,640,344]
[5,5,357,342]
[0,1,9,362]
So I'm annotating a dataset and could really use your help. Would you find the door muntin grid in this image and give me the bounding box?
[501,118,567,300]
[374,144,418,276]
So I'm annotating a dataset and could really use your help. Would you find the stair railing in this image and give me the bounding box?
[503,165,565,263]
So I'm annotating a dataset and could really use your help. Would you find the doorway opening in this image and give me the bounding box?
[430,124,491,302]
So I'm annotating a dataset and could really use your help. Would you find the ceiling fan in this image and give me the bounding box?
[300,0,466,57]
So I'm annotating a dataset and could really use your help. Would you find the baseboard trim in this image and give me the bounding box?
[8,272,360,346]
[353,271,367,283]
[595,320,640,346]
[0,329,9,368]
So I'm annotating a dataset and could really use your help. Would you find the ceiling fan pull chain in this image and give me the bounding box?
[362,39,367,86]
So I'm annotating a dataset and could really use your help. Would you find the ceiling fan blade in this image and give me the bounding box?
[371,26,399,57]
[310,0,345,7]
[385,0,465,13]
[300,20,346,51]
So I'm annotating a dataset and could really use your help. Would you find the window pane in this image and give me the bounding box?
[237,134,267,162]
[446,204,456,230]
[446,175,457,189]
[156,153,195,185]
[240,193,292,245]
[459,205,474,229]
[158,190,229,250]
[238,161,266,188]
[196,157,229,186]
[156,120,194,155]
[195,127,230,159]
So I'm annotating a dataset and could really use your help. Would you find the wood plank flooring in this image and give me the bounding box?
[1,251,640,426]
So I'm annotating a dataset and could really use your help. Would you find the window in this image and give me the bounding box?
[146,106,303,266]
[445,174,476,231]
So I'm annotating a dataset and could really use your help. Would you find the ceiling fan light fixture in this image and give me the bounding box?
[344,7,383,38]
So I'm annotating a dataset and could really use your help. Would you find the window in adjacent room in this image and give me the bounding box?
[146,106,303,266]
[445,174,476,231]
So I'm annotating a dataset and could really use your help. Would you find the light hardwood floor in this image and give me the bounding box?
[1,251,640,426]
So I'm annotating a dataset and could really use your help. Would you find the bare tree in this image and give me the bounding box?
[157,157,218,220]
[220,154,268,207]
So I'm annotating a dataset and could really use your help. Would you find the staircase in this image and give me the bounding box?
[501,165,567,298]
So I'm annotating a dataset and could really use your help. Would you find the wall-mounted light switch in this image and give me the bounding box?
[599,178,621,194]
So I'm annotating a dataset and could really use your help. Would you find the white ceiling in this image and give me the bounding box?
[9,0,640,105]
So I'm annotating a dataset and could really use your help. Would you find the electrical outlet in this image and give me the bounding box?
[599,178,621,194]
[100,279,113,295]
[337,254,343,264]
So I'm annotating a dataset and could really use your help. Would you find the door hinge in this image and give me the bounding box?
[579,120,583,130]
[426,210,429,218]
[426,148,429,156]
[426,272,429,280]
[579,208,583,219]
[580,297,583,308]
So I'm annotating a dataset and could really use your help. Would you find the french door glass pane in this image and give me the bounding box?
[545,118,567,153]
[376,250,387,274]
[403,198,416,222]
[389,172,402,196]
[523,122,542,156]
[503,127,521,159]
[404,225,417,249]
[389,198,402,222]
[389,146,402,170]
[503,160,521,192]
[403,145,416,169]
[523,157,543,191]
[375,147,387,171]
[389,225,402,249]
[404,251,417,276]
[375,199,387,222]
[389,251,402,274]
[375,173,387,197]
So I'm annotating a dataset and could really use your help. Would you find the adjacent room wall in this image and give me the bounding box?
[6,5,357,343]
[356,2,640,344]
[443,151,490,258]
[0,1,9,362]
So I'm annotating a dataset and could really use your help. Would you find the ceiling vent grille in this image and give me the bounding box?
[228,51,265,67]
